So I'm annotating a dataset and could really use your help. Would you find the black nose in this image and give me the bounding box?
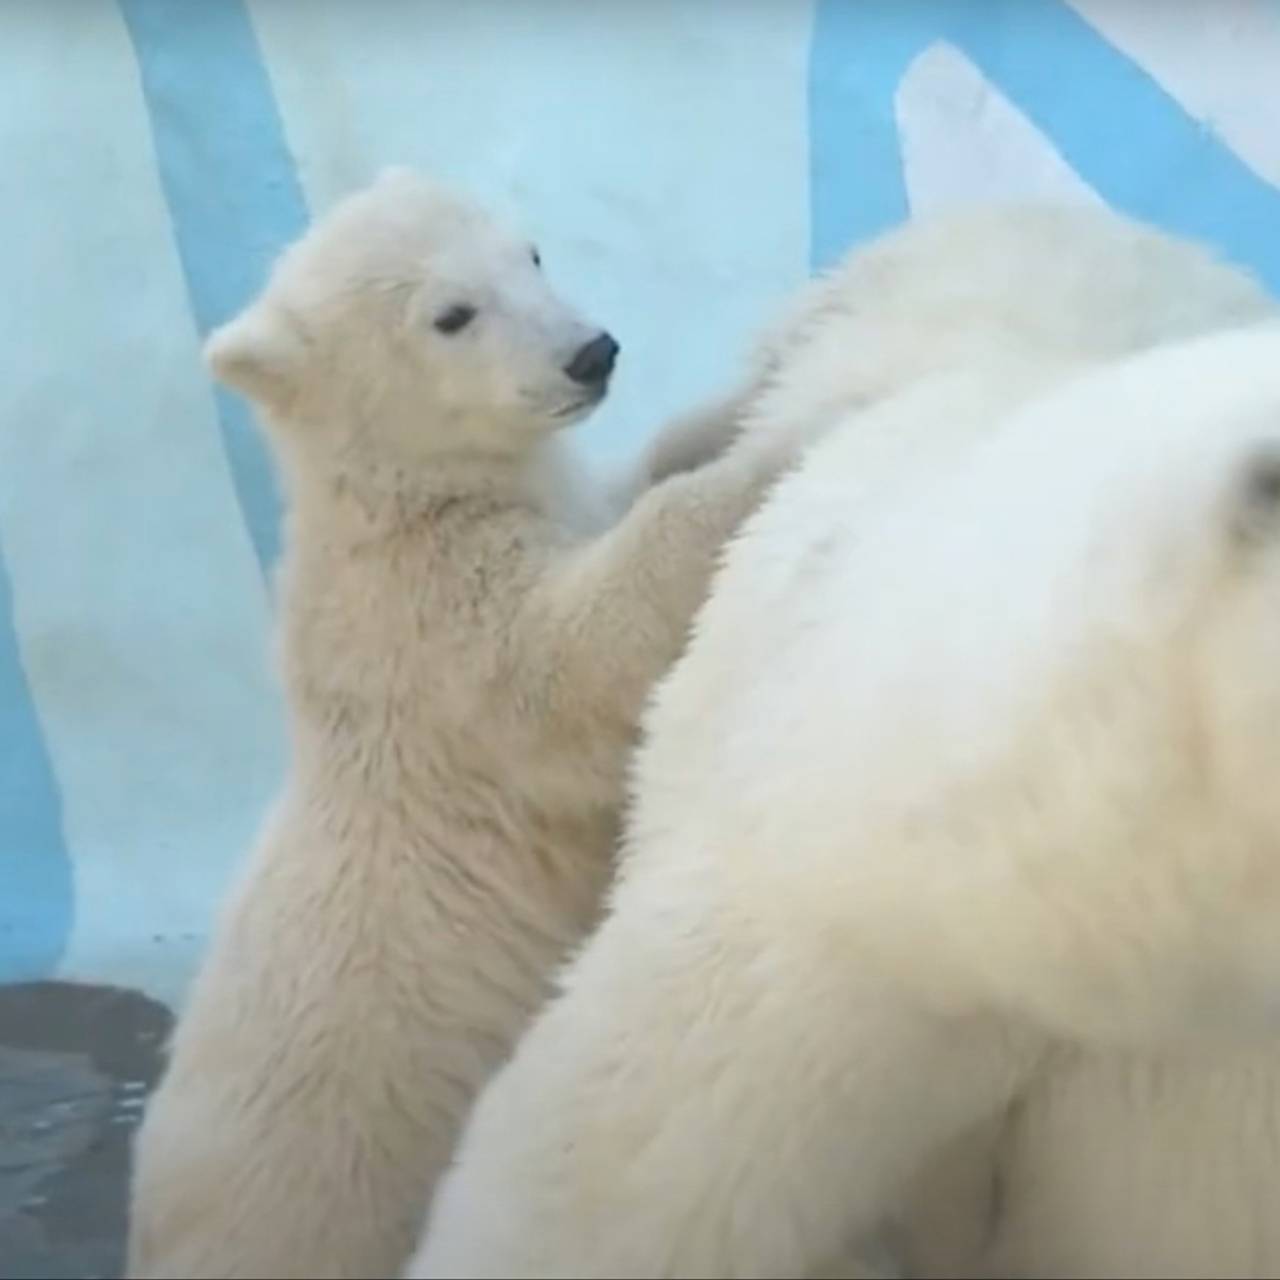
[564,332,619,386]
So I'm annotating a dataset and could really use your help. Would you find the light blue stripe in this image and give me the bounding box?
[948,0,1280,295]
[0,549,71,982]
[809,0,1280,290]
[118,0,311,568]
[0,0,285,1005]
[809,0,919,269]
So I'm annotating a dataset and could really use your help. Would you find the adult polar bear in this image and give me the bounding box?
[409,212,1280,1279]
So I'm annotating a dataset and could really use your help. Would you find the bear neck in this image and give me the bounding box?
[276,427,586,543]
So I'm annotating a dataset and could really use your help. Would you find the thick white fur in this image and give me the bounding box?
[409,210,1280,1279]
[126,169,802,1280]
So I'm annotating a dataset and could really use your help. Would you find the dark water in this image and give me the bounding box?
[0,983,171,1280]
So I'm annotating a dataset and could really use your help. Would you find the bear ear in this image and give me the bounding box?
[204,303,304,409]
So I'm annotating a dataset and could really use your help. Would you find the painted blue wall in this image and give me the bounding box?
[1,0,1277,1003]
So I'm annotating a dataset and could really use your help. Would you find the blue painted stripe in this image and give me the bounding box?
[0,548,71,982]
[118,0,310,568]
[808,1,921,269]
[947,0,1280,295]
[808,0,1280,291]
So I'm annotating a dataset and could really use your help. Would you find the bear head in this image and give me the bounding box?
[204,167,617,474]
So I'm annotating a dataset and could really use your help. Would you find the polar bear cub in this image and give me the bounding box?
[127,168,796,1280]
[409,215,1280,1277]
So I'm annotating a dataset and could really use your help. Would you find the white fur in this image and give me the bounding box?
[127,168,799,1280]
[408,209,1280,1279]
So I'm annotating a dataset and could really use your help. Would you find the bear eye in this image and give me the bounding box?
[434,304,476,335]
[530,247,542,268]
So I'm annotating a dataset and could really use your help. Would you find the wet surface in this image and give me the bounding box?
[0,982,171,1280]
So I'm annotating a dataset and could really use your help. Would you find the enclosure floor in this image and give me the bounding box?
[0,982,170,1280]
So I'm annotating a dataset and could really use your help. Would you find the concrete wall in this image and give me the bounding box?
[3,0,1280,1008]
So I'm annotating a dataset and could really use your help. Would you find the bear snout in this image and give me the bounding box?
[564,332,620,387]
